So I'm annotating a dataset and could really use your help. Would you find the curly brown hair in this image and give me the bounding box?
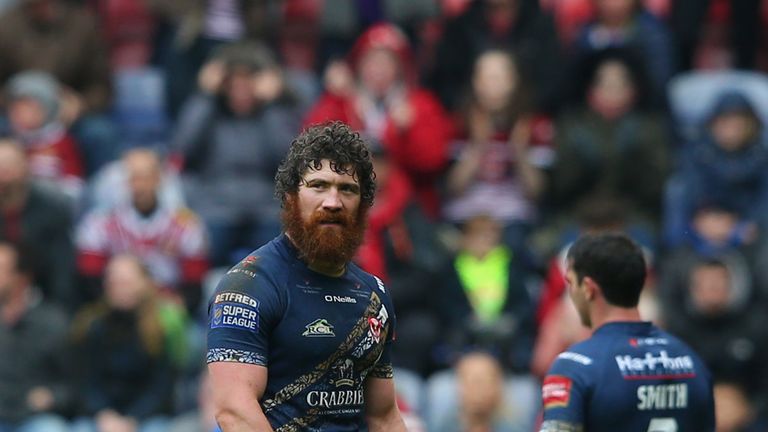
[274,121,376,208]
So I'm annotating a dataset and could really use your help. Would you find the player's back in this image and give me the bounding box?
[542,321,714,432]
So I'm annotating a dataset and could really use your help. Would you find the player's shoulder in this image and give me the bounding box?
[347,263,390,299]
[213,238,288,297]
[548,338,601,375]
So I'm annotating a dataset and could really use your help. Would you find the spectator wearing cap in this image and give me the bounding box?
[664,89,768,250]
[171,40,301,267]
[4,70,84,201]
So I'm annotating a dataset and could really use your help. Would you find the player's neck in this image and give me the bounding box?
[591,306,642,329]
[307,261,346,278]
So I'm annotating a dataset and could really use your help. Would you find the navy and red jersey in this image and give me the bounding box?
[206,234,397,432]
[540,321,714,432]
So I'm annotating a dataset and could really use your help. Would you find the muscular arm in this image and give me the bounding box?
[539,420,584,431]
[364,376,407,432]
[208,362,275,432]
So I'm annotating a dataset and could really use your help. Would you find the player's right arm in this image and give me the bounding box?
[206,254,286,432]
[209,362,274,432]
[539,351,593,432]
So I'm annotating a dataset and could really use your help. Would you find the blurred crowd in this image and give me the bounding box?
[1,0,768,431]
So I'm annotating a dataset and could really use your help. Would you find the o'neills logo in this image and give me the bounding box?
[306,389,364,408]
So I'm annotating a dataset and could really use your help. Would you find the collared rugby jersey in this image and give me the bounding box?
[540,322,714,432]
[207,234,396,432]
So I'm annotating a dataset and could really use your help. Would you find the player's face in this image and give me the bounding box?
[296,159,362,224]
[565,264,592,328]
[282,159,367,268]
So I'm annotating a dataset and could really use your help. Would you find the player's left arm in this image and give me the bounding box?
[364,376,407,432]
[539,351,592,432]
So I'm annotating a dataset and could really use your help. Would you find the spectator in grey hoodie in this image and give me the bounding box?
[172,40,303,266]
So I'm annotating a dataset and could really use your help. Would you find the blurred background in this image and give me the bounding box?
[0,0,767,431]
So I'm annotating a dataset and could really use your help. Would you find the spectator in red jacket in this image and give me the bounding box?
[305,23,453,219]
[5,70,84,201]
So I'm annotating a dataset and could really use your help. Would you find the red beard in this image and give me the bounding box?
[281,195,367,270]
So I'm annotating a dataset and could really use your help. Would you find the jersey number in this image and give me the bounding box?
[647,418,678,432]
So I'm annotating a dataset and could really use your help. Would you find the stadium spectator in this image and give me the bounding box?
[426,0,563,112]
[426,350,538,432]
[659,255,768,416]
[0,241,72,432]
[664,89,768,250]
[76,148,209,313]
[4,70,84,201]
[546,48,668,251]
[355,148,446,376]
[443,48,550,255]
[0,139,75,310]
[0,0,115,174]
[433,351,527,432]
[172,40,300,267]
[149,0,278,117]
[435,214,536,373]
[569,0,674,108]
[71,254,187,432]
[83,149,185,213]
[305,23,453,219]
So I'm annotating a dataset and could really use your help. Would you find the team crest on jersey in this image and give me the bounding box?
[303,318,335,337]
[368,317,383,343]
[542,375,572,409]
[352,304,389,357]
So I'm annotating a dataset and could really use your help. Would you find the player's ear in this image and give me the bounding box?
[582,276,598,300]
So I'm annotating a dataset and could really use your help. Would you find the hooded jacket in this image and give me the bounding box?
[305,24,453,218]
[664,90,768,247]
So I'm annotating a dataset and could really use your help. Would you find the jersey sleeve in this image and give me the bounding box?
[206,255,286,366]
[369,276,396,379]
[539,350,595,431]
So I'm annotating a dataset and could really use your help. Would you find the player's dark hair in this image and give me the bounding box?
[275,121,376,208]
[567,233,646,308]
